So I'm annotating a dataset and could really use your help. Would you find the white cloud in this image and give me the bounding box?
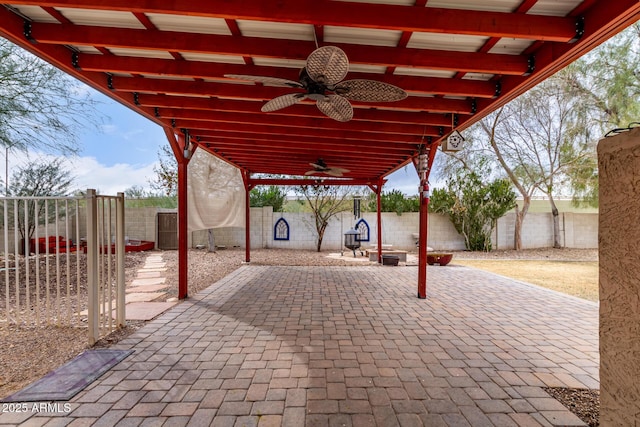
[70,156,157,194]
[2,151,157,195]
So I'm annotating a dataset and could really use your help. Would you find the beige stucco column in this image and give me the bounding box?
[598,127,640,426]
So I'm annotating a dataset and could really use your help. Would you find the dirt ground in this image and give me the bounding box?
[1,247,600,424]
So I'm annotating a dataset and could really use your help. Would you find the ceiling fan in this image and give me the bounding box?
[305,159,350,177]
[225,46,407,122]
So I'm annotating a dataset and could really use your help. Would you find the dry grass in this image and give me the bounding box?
[453,259,599,302]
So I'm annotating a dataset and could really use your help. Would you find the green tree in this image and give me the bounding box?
[367,189,419,215]
[0,39,101,156]
[563,23,640,129]
[4,158,75,240]
[295,184,352,252]
[250,186,286,212]
[430,170,516,251]
[124,185,178,208]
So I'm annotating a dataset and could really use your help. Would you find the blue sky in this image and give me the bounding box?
[6,89,421,196]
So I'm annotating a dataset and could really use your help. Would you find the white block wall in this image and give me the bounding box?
[79,206,598,252]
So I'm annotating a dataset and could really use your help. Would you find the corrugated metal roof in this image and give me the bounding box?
[1,0,638,183]
[426,0,521,12]
[236,20,313,41]
[56,7,145,28]
[324,26,402,47]
[146,13,231,35]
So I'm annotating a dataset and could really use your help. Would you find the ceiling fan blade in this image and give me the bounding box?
[335,79,408,102]
[309,162,327,170]
[306,46,349,86]
[326,169,344,177]
[224,74,303,88]
[305,170,319,176]
[317,95,353,122]
[261,93,306,112]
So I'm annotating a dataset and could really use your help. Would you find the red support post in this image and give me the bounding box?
[417,182,429,298]
[376,184,383,264]
[415,146,437,299]
[243,171,251,263]
[177,157,188,299]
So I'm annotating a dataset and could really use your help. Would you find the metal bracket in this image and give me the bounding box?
[569,16,585,43]
[23,21,35,42]
[107,75,114,90]
[471,98,477,115]
[494,80,502,98]
[71,52,80,69]
[154,107,160,117]
[171,119,176,128]
[523,55,535,76]
[453,114,458,127]
[133,92,140,105]
[438,127,444,137]
[427,136,432,144]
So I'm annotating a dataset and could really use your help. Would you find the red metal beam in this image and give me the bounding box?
[207,143,412,159]
[149,107,437,136]
[29,22,531,75]
[110,76,474,114]
[202,138,418,155]
[172,120,438,144]
[10,0,577,41]
[208,151,396,171]
[249,178,378,187]
[78,54,498,98]
[192,127,429,144]
[135,94,454,126]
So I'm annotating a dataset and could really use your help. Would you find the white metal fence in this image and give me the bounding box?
[1,190,126,345]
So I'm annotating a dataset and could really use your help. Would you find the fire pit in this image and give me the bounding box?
[344,228,362,257]
[427,253,453,266]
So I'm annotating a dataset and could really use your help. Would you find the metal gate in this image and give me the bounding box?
[1,189,125,345]
[157,212,178,250]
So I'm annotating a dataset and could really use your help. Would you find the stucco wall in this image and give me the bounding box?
[598,127,640,426]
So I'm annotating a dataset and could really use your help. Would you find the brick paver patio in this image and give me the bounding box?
[0,265,598,426]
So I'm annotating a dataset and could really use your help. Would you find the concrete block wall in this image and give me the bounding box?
[565,213,598,249]
[125,207,159,242]
[494,212,596,250]
[32,205,596,254]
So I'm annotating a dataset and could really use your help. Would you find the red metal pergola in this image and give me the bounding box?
[1,0,638,299]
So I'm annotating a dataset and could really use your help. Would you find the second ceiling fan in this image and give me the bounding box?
[225,46,407,122]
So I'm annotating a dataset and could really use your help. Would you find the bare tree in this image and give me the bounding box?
[296,184,352,252]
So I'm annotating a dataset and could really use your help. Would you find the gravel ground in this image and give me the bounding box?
[1,247,600,424]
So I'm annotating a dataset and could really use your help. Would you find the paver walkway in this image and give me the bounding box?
[0,265,598,426]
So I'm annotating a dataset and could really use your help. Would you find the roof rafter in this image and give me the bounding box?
[29,22,530,75]
[76,54,499,98]
[134,94,453,126]
[170,120,435,142]
[10,0,579,41]
[150,107,445,134]
[109,76,474,114]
